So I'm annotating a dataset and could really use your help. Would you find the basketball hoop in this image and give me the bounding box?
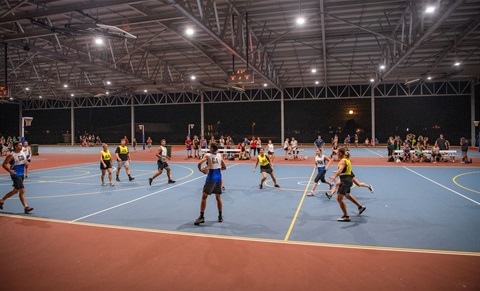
[24,117,33,127]
[474,121,479,127]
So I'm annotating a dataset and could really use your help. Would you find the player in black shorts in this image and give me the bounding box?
[149,139,176,185]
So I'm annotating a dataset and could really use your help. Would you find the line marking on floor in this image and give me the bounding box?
[283,166,316,241]
[403,166,480,206]
[69,163,239,223]
[452,171,480,194]
[365,148,383,157]
[2,213,479,257]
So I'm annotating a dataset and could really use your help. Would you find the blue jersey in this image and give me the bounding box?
[10,151,27,177]
[206,152,223,182]
[315,139,324,148]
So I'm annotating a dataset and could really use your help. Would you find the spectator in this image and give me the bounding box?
[435,134,447,150]
[460,137,472,164]
[387,136,394,162]
[314,135,325,150]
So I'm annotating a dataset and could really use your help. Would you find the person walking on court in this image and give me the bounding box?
[314,135,324,150]
[194,143,227,225]
[115,139,134,182]
[329,147,366,221]
[149,139,176,185]
[266,139,275,163]
[22,140,32,178]
[307,148,333,196]
[253,148,280,189]
[100,143,114,186]
[0,141,34,213]
[146,137,153,152]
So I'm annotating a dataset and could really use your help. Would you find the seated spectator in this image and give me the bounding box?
[330,144,339,161]
[364,138,370,147]
[431,144,441,163]
[403,143,413,162]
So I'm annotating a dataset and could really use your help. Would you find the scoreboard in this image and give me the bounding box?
[228,69,254,84]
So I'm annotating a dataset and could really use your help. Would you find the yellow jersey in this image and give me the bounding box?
[338,158,352,175]
[101,150,112,161]
[258,154,270,166]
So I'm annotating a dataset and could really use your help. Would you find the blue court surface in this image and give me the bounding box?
[1,157,479,253]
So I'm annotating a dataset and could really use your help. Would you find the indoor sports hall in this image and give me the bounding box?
[1,1,480,290]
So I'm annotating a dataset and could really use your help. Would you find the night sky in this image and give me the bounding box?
[1,87,479,145]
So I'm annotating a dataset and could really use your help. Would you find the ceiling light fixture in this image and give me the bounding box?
[144,89,148,93]
[379,65,386,70]
[370,78,375,83]
[39,95,42,99]
[186,28,194,36]
[191,75,196,80]
[95,37,104,45]
[70,93,74,97]
[296,17,305,25]
[427,76,432,80]
[311,68,317,73]
[315,81,319,85]
[425,6,435,14]
[106,81,111,85]
[263,83,268,87]
[454,61,461,66]
[25,87,30,91]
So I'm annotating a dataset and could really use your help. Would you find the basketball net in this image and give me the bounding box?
[122,19,131,32]
[24,117,33,127]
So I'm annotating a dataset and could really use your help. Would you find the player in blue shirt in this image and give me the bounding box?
[0,141,34,213]
[314,135,324,150]
[194,143,227,225]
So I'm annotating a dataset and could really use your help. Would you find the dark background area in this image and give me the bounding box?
[1,86,479,145]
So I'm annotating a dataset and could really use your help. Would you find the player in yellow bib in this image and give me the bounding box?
[115,139,134,182]
[100,143,114,186]
[329,148,366,222]
[253,148,280,189]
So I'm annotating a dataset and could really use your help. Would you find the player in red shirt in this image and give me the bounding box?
[185,136,193,158]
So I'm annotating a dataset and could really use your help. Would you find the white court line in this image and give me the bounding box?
[69,163,239,223]
[403,166,480,206]
[365,148,384,157]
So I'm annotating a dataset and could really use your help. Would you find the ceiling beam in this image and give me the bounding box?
[319,0,328,87]
[375,0,465,86]
[0,0,147,25]
[166,0,282,90]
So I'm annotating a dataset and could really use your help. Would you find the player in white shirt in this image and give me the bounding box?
[307,148,333,196]
[22,140,32,178]
[290,137,298,159]
[149,139,176,185]
[283,138,290,160]
[266,139,275,163]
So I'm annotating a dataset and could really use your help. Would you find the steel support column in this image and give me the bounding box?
[131,97,135,145]
[18,102,22,138]
[471,81,476,147]
[371,86,375,144]
[280,89,284,143]
[200,93,205,137]
[71,102,75,145]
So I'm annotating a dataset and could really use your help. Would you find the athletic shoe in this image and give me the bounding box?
[25,175,28,179]
[222,186,225,191]
[325,192,332,200]
[129,176,135,181]
[329,184,333,190]
[274,184,280,188]
[218,215,223,223]
[168,180,176,184]
[148,178,153,186]
[307,191,315,196]
[109,182,115,186]
[0,199,4,210]
[259,184,263,189]
[368,185,374,193]
[337,216,351,222]
[116,176,120,182]
[358,206,366,215]
[24,206,34,214]
[194,216,205,225]
[101,182,108,186]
